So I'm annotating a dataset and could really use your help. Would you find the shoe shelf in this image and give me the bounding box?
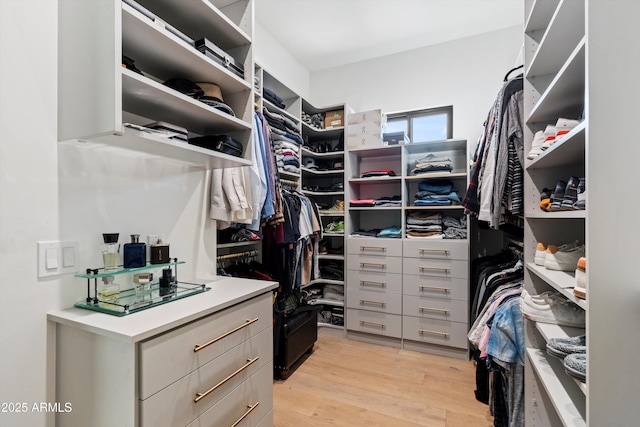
[301,121,344,136]
[525,0,560,34]
[319,211,345,217]
[526,0,585,79]
[527,211,586,219]
[302,190,343,197]
[216,241,261,249]
[535,322,585,342]
[526,348,586,427]
[300,146,344,159]
[527,262,587,311]
[527,38,585,124]
[527,122,585,170]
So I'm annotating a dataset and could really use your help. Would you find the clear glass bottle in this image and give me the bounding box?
[98,276,120,308]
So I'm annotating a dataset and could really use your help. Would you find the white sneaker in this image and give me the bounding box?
[534,242,547,265]
[520,289,585,327]
[573,257,587,299]
[554,118,581,143]
[544,241,585,271]
[527,131,545,159]
[540,124,557,150]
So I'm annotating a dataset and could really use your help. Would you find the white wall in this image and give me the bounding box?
[0,1,216,426]
[254,22,311,99]
[310,26,523,145]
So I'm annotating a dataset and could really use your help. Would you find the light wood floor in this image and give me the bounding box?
[273,333,493,427]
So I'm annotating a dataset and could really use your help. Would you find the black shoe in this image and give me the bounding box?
[549,180,567,211]
[574,178,586,210]
[560,176,580,209]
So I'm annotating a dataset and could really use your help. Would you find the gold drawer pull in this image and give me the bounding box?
[418,328,449,338]
[360,320,385,328]
[419,248,450,254]
[230,402,260,427]
[360,245,386,252]
[194,356,259,403]
[360,280,386,287]
[419,285,450,292]
[418,266,450,273]
[419,306,450,314]
[360,299,386,306]
[194,318,259,352]
[360,262,386,269]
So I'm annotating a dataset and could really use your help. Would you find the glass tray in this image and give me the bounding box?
[74,281,210,316]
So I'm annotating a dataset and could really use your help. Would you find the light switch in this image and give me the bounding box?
[62,246,75,267]
[45,248,58,270]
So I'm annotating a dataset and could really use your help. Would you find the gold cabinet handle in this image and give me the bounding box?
[418,306,450,314]
[418,285,450,292]
[360,246,386,252]
[194,318,258,352]
[360,299,386,306]
[230,402,260,427]
[419,248,450,254]
[194,356,259,403]
[360,262,386,269]
[418,266,450,273]
[360,320,385,328]
[418,328,449,338]
[360,280,386,287]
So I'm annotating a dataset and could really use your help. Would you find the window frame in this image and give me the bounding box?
[386,105,453,144]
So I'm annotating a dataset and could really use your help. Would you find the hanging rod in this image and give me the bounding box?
[280,178,299,188]
[217,249,258,261]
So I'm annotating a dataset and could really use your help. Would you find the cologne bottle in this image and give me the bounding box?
[123,234,146,269]
[150,239,170,265]
[98,276,120,308]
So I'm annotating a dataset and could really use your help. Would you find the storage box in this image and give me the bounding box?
[383,131,410,145]
[347,122,383,149]
[195,38,245,79]
[348,109,387,127]
[324,110,344,128]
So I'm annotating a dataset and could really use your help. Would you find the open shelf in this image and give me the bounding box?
[527,262,587,311]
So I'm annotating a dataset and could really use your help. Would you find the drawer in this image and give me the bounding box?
[346,308,401,338]
[403,257,468,279]
[402,276,468,301]
[403,239,469,260]
[256,411,273,427]
[185,363,273,427]
[139,293,272,400]
[402,316,468,348]
[347,288,402,314]
[347,253,403,274]
[403,295,468,323]
[346,269,402,293]
[347,237,403,257]
[140,327,272,427]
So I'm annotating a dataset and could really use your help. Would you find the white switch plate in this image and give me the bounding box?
[38,240,79,278]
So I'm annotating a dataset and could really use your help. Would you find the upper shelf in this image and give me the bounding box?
[526,262,587,311]
[527,122,585,170]
[525,0,561,33]
[300,147,344,159]
[302,121,344,136]
[403,139,468,154]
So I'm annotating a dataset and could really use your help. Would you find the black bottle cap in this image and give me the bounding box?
[103,233,119,243]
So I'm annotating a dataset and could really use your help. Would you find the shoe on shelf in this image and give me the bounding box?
[574,257,587,299]
[544,241,585,271]
[534,242,547,265]
[549,180,567,211]
[574,177,586,210]
[520,289,585,327]
[324,220,345,233]
[541,124,557,150]
[527,130,545,159]
[539,187,553,212]
[318,240,328,254]
[560,176,580,210]
[546,335,586,359]
[554,118,581,142]
[564,353,587,383]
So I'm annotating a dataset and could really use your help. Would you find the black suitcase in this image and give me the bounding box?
[195,38,245,79]
[189,135,244,157]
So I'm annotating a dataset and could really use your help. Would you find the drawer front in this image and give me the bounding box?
[346,269,402,293]
[140,327,272,427]
[139,293,272,399]
[402,316,468,348]
[347,288,402,314]
[403,257,468,280]
[256,411,273,427]
[403,295,468,323]
[347,237,403,257]
[403,239,468,260]
[402,276,468,301]
[347,253,403,274]
[185,363,273,427]
[346,308,402,338]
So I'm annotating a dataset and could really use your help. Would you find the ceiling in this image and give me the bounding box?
[255,0,524,72]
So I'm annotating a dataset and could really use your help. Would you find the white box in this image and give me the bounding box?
[348,109,387,126]
[347,122,383,149]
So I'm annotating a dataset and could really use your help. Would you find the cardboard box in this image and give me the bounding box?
[324,110,344,128]
[347,122,383,149]
[348,109,387,127]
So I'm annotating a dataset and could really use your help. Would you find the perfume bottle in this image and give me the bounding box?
[123,234,146,269]
[150,239,170,265]
[101,233,119,270]
[98,276,120,308]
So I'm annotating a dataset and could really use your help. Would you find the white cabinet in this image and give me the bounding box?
[48,277,277,427]
[58,0,254,169]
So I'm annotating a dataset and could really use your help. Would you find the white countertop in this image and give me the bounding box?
[48,276,277,343]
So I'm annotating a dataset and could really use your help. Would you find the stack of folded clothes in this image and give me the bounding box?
[375,195,402,207]
[263,87,285,108]
[411,153,453,175]
[377,226,402,238]
[414,179,460,206]
[351,229,381,237]
[263,107,303,174]
[406,212,443,238]
[360,169,396,178]
[442,215,467,239]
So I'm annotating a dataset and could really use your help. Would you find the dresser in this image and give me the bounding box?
[48,277,277,427]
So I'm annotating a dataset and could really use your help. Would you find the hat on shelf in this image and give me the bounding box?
[196,82,235,117]
[304,158,318,170]
[163,78,204,98]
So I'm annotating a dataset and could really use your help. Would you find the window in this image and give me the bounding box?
[386,106,452,144]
